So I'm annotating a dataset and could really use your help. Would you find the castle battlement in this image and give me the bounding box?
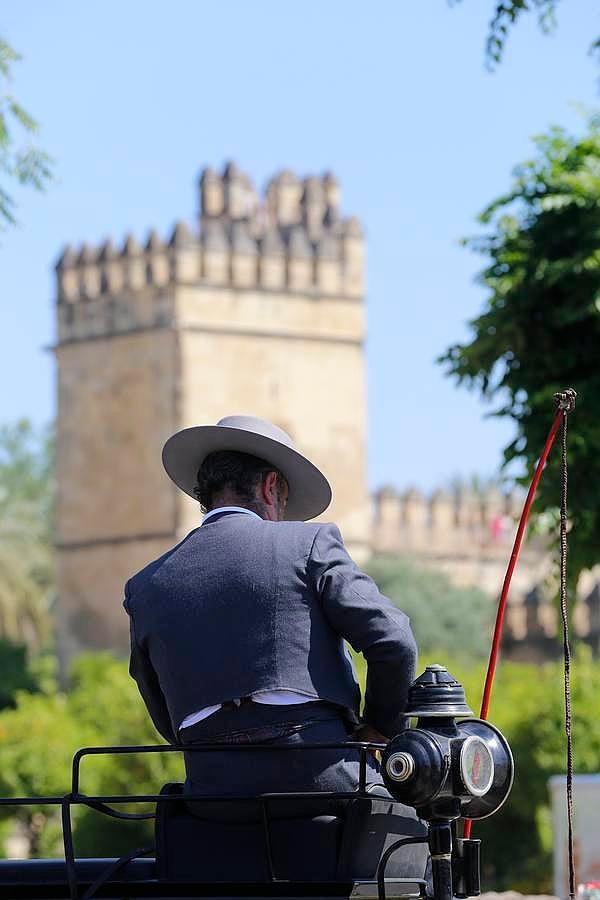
[55,163,364,345]
[372,484,600,660]
[371,483,525,557]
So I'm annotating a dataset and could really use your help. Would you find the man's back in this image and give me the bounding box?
[125,511,415,745]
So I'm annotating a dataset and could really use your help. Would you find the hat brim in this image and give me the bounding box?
[162,425,332,521]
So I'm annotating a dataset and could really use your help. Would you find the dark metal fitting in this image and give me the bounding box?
[554,388,577,412]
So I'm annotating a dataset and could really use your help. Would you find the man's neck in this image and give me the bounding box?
[210,495,264,518]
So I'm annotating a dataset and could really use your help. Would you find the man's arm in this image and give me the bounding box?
[124,582,176,744]
[309,523,417,740]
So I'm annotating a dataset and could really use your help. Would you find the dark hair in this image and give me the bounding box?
[193,450,287,514]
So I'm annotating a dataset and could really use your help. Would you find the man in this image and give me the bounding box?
[124,415,419,799]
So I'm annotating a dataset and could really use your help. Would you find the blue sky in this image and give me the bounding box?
[1,1,598,491]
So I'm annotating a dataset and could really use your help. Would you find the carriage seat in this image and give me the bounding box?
[155,783,429,883]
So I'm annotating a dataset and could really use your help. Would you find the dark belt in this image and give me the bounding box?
[220,696,253,711]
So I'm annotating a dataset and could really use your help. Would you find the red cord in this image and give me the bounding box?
[463,407,564,840]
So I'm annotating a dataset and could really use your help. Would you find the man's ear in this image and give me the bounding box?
[262,470,280,506]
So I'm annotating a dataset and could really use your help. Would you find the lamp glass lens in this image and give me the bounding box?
[460,736,494,797]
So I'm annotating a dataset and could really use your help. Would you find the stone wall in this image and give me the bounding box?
[371,486,600,660]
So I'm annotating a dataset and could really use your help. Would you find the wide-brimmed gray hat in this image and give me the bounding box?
[162,415,332,521]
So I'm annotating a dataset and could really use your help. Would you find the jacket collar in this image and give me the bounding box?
[201,506,262,526]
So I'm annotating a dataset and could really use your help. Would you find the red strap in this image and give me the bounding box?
[463,407,564,840]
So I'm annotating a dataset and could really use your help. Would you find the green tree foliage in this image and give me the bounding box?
[365,555,494,659]
[0,38,53,229]
[0,653,183,859]
[0,639,38,709]
[439,116,600,588]
[0,420,55,649]
[452,1,599,69]
[0,688,98,857]
[466,650,600,891]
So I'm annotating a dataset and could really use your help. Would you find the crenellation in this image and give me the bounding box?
[504,488,522,518]
[230,220,258,286]
[56,244,76,270]
[287,224,313,291]
[200,218,229,284]
[77,243,101,299]
[340,217,364,297]
[56,245,79,303]
[402,488,429,541]
[372,482,529,555]
[99,239,124,295]
[78,243,96,265]
[315,231,342,294]
[49,164,366,302]
[169,221,199,283]
[429,489,455,537]
[199,166,224,219]
[98,238,117,263]
[455,486,479,531]
[144,229,169,287]
[266,170,302,227]
[372,487,402,551]
[121,233,146,291]
[323,171,340,214]
[50,204,355,325]
[258,227,286,289]
[301,175,326,240]
[481,484,504,525]
[196,163,363,295]
[222,161,258,220]
[168,221,192,247]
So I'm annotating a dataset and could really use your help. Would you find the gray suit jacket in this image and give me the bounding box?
[124,510,417,743]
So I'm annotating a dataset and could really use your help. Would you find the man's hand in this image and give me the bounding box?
[350,723,389,761]
[351,724,389,744]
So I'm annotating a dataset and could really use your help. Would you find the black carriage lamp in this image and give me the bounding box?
[381,665,514,900]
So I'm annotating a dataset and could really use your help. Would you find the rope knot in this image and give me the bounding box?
[554,388,577,413]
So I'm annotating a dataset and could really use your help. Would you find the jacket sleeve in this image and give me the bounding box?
[309,524,417,739]
[123,581,176,744]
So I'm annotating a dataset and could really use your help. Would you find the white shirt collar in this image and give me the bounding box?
[202,505,262,524]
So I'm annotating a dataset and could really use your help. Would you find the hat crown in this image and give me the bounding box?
[215,416,295,451]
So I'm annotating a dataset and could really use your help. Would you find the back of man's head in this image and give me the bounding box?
[194,450,288,519]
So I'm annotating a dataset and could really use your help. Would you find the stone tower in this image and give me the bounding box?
[54,162,369,656]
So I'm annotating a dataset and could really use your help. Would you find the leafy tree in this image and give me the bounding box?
[0,653,183,858]
[68,654,184,857]
[0,639,38,709]
[0,420,55,649]
[0,688,97,857]
[365,555,494,659]
[0,38,52,229]
[0,39,53,229]
[452,1,599,69]
[471,648,600,891]
[439,115,600,588]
